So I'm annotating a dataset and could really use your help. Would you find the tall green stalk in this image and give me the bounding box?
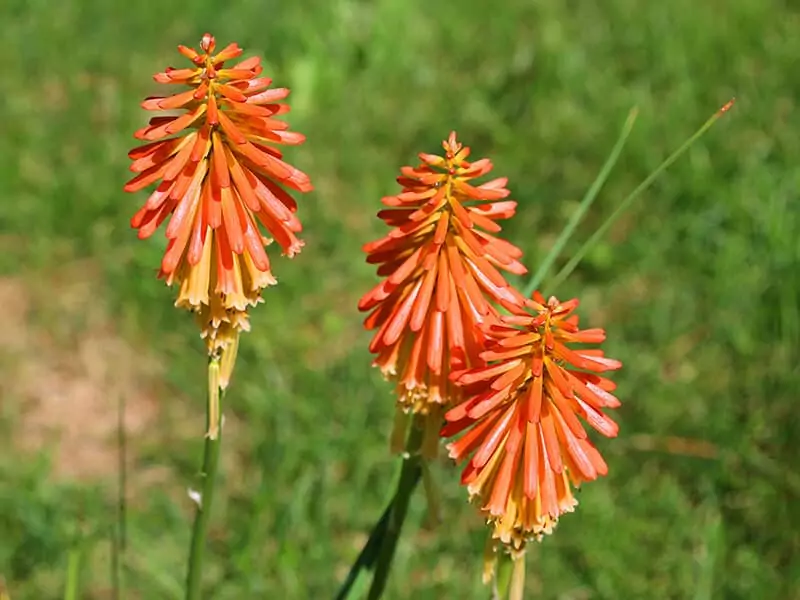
[64,544,82,600]
[367,420,424,599]
[112,387,127,600]
[185,356,224,600]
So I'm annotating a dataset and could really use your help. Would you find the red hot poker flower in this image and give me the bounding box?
[124,33,313,353]
[359,133,527,450]
[443,292,622,551]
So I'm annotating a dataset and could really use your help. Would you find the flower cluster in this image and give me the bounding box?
[443,292,622,555]
[124,33,312,354]
[358,133,527,451]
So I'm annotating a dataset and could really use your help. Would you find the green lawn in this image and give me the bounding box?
[1,0,798,598]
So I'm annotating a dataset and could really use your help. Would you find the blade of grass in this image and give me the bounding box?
[123,525,185,599]
[547,99,736,292]
[693,495,723,600]
[522,106,639,297]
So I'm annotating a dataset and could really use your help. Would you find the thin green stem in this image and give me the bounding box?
[509,556,526,600]
[548,99,735,292]
[64,545,82,600]
[334,496,396,600]
[366,418,425,600]
[185,357,224,600]
[420,459,441,528]
[523,107,639,298]
[492,552,514,600]
[112,388,127,600]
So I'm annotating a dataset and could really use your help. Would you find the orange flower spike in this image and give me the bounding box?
[359,132,527,452]
[443,291,622,552]
[125,34,313,354]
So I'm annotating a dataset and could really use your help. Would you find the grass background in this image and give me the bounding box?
[1,0,798,598]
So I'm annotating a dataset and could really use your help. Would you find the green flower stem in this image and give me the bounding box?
[185,356,225,600]
[492,551,513,600]
[334,497,396,600]
[367,418,425,600]
[491,552,526,600]
[64,544,82,600]
[509,556,526,600]
[334,416,426,600]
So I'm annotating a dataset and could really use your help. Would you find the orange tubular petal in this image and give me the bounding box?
[128,137,183,163]
[540,410,564,474]
[574,395,619,438]
[221,100,274,117]
[565,370,616,410]
[524,374,543,423]
[522,420,540,499]
[217,109,247,144]
[426,309,445,373]
[471,401,516,469]
[546,381,587,440]
[237,201,270,271]
[459,360,521,386]
[204,177,222,229]
[177,45,200,61]
[124,161,171,193]
[445,410,502,460]
[435,250,451,312]
[466,386,513,421]
[153,68,199,83]
[485,437,520,516]
[490,360,527,392]
[445,280,466,351]
[564,328,607,344]
[544,358,574,399]
[224,150,261,213]
[143,180,174,211]
[186,207,207,266]
[217,68,259,81]
[578,354,623,372]
[383,279,423,347]
[162,136,196,182]
[247,87,288,104]
[141,88,198,110]
[134,196,178,239]
[238,144,312,192]
[220,187,245,253]
[165,168,205,239]
[409,267,436,332]
[212,42,242,63]
[404,321,428,391]
[154,105,207,140]
[467,209,502,233]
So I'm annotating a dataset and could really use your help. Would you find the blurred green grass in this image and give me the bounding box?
[1,0,798,598]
